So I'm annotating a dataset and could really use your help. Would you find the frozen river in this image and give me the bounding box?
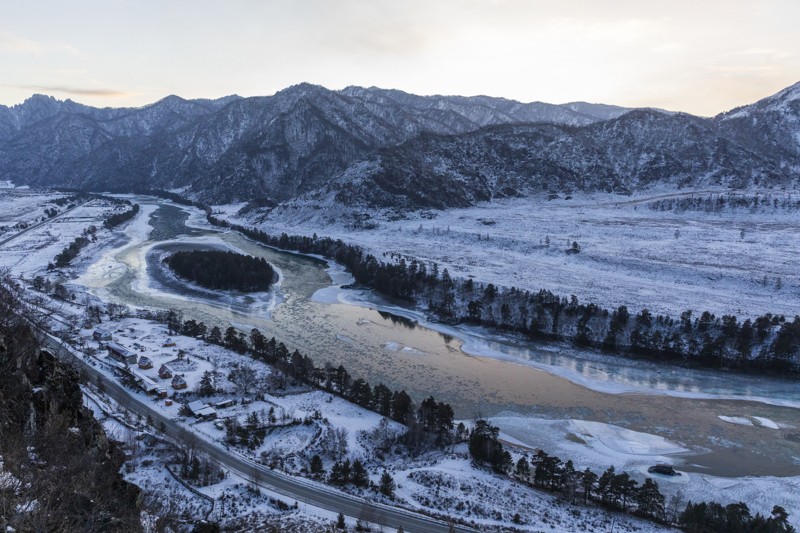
[76,197,800,480]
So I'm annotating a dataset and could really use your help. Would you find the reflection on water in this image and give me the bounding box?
[77,199,800,477]
[378,311,418,329]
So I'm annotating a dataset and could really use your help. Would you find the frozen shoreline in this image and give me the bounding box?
[490,414,800,526]
[311,265,800,409]
[138,236,284,317]
[76,201,284,318]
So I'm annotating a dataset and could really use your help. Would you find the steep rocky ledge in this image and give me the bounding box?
[0,311,141,531]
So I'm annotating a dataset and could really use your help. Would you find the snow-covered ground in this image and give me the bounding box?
[64,303,799,528]
[241,189,800,319]
[491,414,800,527]
[71,314,676,531]
[392,454,672,532]
[0,192,129,278]
[4,190,797,530]
[0,189,66,232]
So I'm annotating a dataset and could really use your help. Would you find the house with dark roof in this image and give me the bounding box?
[107,342,137,365]
[158,364,173,379]
[171,375,187,390]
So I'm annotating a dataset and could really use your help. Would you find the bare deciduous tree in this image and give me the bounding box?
[228,363,258,396]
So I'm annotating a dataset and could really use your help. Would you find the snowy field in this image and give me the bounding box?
[0,191,129,278]
[0,189,66,232]
[243,189,800,319]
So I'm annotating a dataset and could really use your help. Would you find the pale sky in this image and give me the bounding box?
[1,0,798,116]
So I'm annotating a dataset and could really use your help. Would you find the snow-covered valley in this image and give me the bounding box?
[242,189,800,320]
[2,188,799,531]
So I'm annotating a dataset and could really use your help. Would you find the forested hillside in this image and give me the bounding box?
[0,276,142,531]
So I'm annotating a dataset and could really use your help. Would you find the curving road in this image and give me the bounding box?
[41,333,477,533]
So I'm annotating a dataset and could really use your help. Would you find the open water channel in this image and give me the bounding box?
[77,198,800,479]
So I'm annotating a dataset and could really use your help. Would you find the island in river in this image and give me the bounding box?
[164,249,277,292]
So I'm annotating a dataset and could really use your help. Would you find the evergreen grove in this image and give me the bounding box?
[164,250,276,292]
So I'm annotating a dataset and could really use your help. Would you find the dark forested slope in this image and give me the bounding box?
[1,82,798,208]
[0,278,142,532]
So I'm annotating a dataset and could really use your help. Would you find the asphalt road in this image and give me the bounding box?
[41,334,477,533]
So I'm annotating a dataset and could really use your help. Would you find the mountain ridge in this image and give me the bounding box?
[0,82,798,208]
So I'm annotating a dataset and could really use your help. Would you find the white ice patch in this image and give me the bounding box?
[401,346,424,355]
[718,416,754,426]
[570,419,689,457]
[752,416,780,429]
[382,341,423,355]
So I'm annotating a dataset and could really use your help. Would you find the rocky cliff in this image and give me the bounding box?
[0,281,141,532]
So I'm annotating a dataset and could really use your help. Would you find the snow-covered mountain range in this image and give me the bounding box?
[0,82,798,208]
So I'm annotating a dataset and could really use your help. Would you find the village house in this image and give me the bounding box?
[158,364,173,379]
[171,374,187,390]
[138,356,153,369]
[214,399,236,409]
[195,406,217,420]
[188,400,207,414]
[107,342,137,365]
[186,400,218,420]
[93,328,112,342]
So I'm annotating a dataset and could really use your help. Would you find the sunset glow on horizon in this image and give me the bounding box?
[1,0,798,116]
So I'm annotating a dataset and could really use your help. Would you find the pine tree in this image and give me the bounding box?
[310,454,324,477]
[178,402,193,417]
[198,371,215,397]
[208,325,222,344]
[341,459,351,484]
[469,419,511,473]
[581,468,598,503]
[636,477,665,519]
[379,471,395,498]
[351,459,369,487]
[329,462,344,485]
[515,456,531,479]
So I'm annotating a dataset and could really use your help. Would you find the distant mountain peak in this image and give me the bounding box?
[25,93,58,102]
[768,80,800,99]
[0,81,798,206]
[279,82,329,96]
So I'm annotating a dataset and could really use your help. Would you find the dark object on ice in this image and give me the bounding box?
[648,464,680,476]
